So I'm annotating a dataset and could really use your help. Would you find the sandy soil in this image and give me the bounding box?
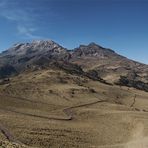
[0,69,148,148]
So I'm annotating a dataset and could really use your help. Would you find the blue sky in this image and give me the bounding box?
[0,0,148,64]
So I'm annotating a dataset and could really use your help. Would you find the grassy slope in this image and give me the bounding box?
[0,68,148,148]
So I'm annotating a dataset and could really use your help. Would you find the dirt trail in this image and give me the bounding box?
[130,94,136,107]
[1,94,148,147]
[0,97,106,121]
[0,94,106,144]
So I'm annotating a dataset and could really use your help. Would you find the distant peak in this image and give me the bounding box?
[88,42,105,48]
[12,40,57,47]
[79,42,103,48]
[88,42,100,46]
[32,40,54,44]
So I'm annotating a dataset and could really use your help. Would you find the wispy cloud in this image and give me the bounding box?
[1,9,32,22]
[0,0,41,39]
[17,25,42,39]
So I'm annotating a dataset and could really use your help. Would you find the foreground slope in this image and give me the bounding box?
[0,67,148,148]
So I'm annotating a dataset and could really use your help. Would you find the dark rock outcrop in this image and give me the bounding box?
[116,75,148,92]
[0,65,17,78]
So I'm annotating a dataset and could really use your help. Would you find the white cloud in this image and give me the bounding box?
[17,25,41,39]
[1,9,32,22]
[0,0,41,39]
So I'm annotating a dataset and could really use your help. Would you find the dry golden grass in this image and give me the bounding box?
[0,69,148,148]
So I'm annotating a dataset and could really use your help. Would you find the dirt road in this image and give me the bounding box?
[0,94,106,144]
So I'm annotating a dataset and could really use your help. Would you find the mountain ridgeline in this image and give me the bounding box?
[0,40,148,91]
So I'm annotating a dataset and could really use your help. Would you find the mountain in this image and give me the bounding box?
[70,43,148,91]
[0,40,148,91]
[0,40,148,148]
[0,40,69,67]
[0,40,70,78]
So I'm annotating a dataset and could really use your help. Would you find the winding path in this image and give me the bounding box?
[1,94,147,147]
[0,94,106,144]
